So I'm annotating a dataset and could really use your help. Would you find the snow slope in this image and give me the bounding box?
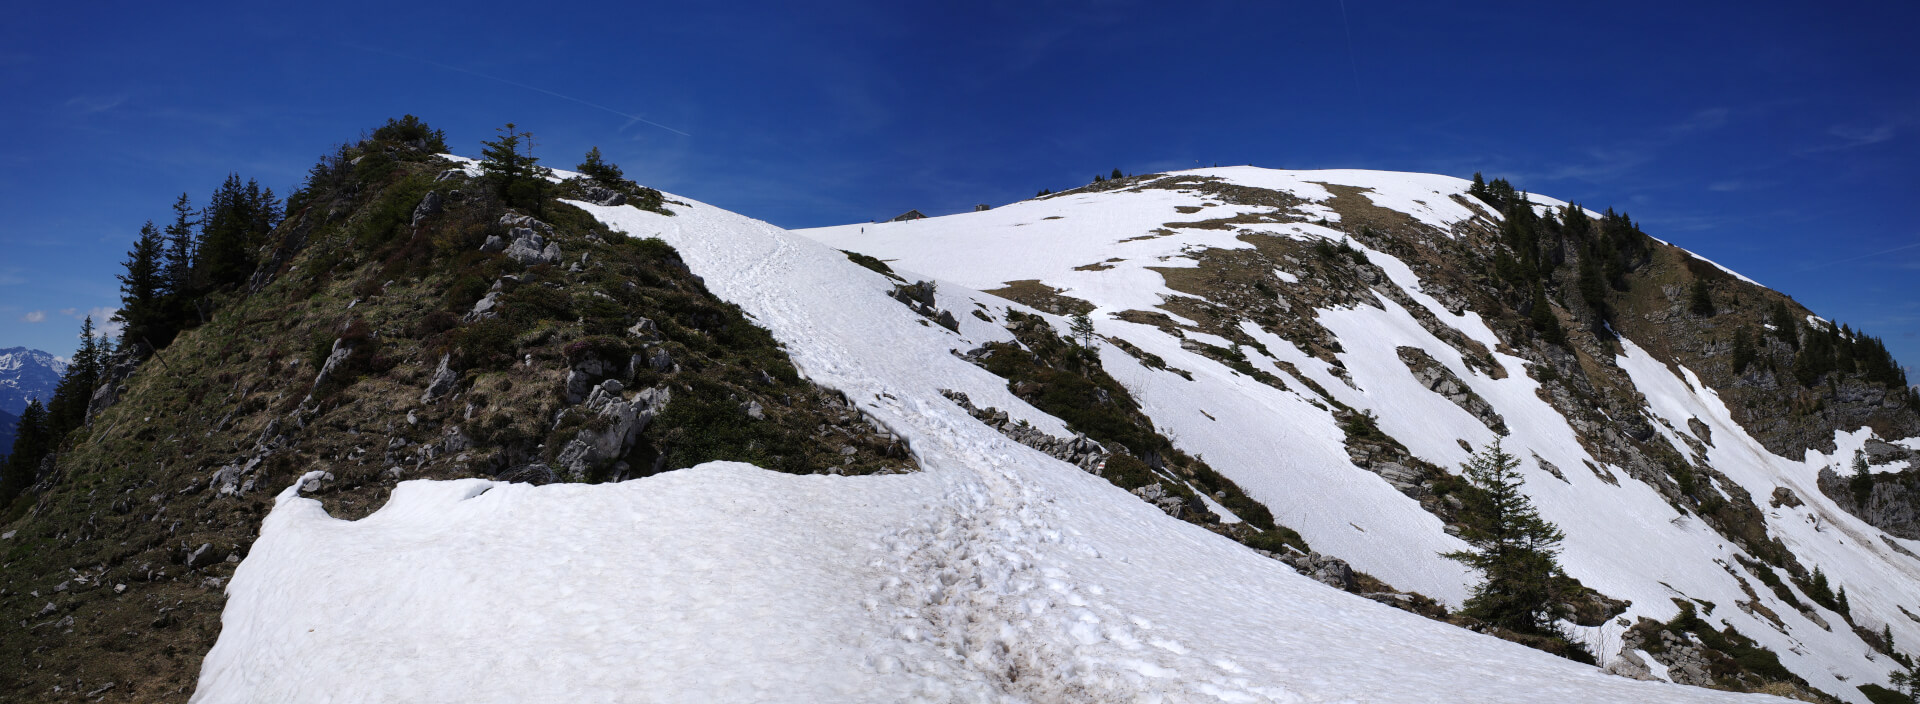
[193,178,1794,702]
[800,167,1920,701]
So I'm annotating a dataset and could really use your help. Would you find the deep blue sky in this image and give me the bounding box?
[2,2,1914,373]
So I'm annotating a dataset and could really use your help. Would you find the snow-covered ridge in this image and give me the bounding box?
[797,166,1920,701]
[194,173,1799,702]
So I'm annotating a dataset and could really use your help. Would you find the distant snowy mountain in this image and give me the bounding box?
[0,346,65,414]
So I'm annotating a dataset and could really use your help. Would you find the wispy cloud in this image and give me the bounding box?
[1800,115,1912,154]
[90,307,124,339]
[1706,179,1773,192]
[20,311,46,323]
[65,94,127,115]
[1532,108,1729,185]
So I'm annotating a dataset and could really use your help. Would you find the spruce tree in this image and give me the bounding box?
[0,400,49,508]
[1890,667,1918,700]
[1769,300,1799,349]
[45,317,103,433]
[163,193,196,295]
[1730,326,1756,374]
[115,221,168,347]
[1444,439,1570,636]
[481,123,546,208]
[1530,289,1565,346]
[577,146,623,184]
[1688,278,1714,316]
[1069,313,1098,350]
[194,174,280,290]
[1110,168,1123,180]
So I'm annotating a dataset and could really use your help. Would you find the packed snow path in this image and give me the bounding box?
[194,185,1789,702]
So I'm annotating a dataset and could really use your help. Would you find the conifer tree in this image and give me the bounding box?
[0,400,49,508]
[1069,313,1098,350]
[163,193,197,299]
[369,114,447,152]
[46,317,103,434]
[481,123,547,208]
[577,146,623,184]
[1530,289,1565,346]
[1444,440,1570,636]
[1890,667,1918,700]
[1769,300,1799,349]
[115,221,168,347]
[194,174,281,290]
[1688,278,1714,316]
[1730,326,1756,374]
[1110,168,1123,180]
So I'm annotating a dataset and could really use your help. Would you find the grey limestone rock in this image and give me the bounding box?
[421,354,459,403]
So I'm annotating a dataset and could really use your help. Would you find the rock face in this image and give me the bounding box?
[553,385,671,482]
[86,346,144,421]
[580,185,626,207]
[1817,463,1920,540]
[420,354,459,404]
[939,389,1109,472]
[410,190,443,226]
[484,212,564,266]
[1397,346,1507,435]
[1278,550,1359,592]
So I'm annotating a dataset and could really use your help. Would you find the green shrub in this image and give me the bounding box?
[1102,453,1157,490]
[369,115,448,153]
[454,319,518,368]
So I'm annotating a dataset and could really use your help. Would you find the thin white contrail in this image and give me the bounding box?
[346,43,691,137]
[1804,240,1920,269]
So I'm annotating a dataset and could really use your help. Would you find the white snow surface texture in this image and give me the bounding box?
[191,166,1917,702]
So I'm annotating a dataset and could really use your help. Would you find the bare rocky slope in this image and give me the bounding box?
[0,133,912,701]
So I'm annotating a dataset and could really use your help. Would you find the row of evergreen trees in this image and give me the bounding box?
[4,116,653,511]
[1728,300,1911,391]
[5,171,281,509]
[1471,172,1909,402]
[2,141,287,509]
[1471,172,1653,346]
[114,175,283,352]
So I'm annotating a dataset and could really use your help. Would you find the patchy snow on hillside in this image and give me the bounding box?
[801,167,1918,702]
[194,180,1794,703]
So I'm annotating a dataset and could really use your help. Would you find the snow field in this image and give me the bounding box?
[802,166,1914,701]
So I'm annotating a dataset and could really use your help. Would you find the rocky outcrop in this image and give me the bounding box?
[410,190,443,226]
[580,185,626,207]
[553,384,671,482]
[890,280,960,332]
[420,354,459,403]
[86,346,144,422]
[1817,463,1920,540]
[481,213,563,266]
[1397,346,1507,435]
[1277,550,1359,592]
[939,389,1108,472]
